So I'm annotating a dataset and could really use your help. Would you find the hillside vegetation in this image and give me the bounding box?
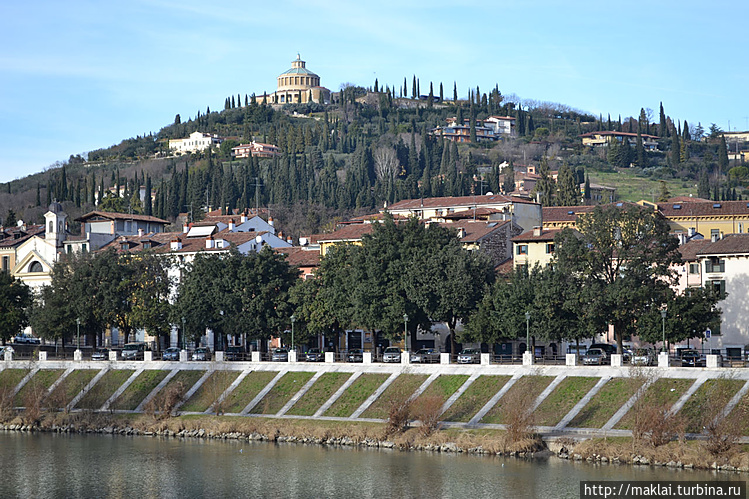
[2,84,745,236]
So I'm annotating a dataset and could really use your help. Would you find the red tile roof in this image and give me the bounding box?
[696,233,749,256]
[76,210,170,225]
[386,194,538,211]
[277,247,320,267]
[438,220,511,243]
[512,228,563,242]
[658,200,749,218]
[677,239,713,261]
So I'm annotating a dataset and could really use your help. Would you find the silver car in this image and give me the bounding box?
[582,348,608,365]
[410,348,439,363]
[457,348,480,364]
[631,348,655,366]
[382,347,401,363]
[270,348,289,362]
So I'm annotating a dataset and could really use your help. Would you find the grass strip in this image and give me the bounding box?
[250,372,315,415]
[679,378,747,433]
[441,375,510,422]
[14,370,64,407]
[359,374,428,420]
[76,370,135,410]
[567,377,643,429]
[111,370,169,411]
[223,371,278,413]
[180,371,240,413]
[323,373,389,418]
[534,376,600,427]
[286,372,352,416]
[615,378,694,430]
[480,375,554,424]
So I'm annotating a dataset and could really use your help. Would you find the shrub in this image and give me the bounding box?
[144,382,185,420]
[412,395,443,437]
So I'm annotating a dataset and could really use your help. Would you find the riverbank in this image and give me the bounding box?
[2,412,748,474]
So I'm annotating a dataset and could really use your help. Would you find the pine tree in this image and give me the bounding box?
[557,163,578,205]
[697,169,710,199]
[412,75,417,99]
[453,82,457,102]
[439,82,443,101]
[502,162,515,194]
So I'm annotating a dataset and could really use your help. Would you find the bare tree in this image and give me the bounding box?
[374,146,400,182]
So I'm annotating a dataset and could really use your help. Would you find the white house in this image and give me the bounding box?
[168,131,223,155]
[695,233,749,361]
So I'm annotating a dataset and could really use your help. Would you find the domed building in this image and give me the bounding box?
[269,55,330,105]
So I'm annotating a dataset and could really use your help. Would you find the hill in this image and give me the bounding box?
[1,87,745,237]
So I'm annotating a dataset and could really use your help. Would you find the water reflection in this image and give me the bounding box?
[0,433,737,498]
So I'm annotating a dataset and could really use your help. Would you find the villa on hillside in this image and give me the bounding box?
[168,131,224,155]
[580,131,659,150]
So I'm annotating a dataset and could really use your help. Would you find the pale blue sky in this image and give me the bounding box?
[1,0,746,183]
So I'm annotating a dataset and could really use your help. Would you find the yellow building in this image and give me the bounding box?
[267,55,330,105]
[643,200,749,241]
[511,227,563,270]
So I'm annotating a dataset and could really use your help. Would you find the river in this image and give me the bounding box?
[0,432,741,498]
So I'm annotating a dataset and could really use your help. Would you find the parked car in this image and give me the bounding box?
[91,348,109,361]
[681,349,704,367]
[347,349,363,363]
[13,334,40,345]
[382,347,401,363]
[631,348,655,366]
[162,347,181,361]
[270,348,289,362]
[225,346,244,361]
[191,347,211,361]
[589,343,617,356]
[582,348,608,365]
[410,348,440,363]
[457,348,481,364]
[304,348,323,362]
[121,342,147,360]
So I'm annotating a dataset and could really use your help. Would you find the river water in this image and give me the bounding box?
[0,432,740,498]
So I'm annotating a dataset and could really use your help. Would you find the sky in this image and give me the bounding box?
[1,0,747,183]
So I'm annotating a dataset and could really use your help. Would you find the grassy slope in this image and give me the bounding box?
[76,370,135,410]
[441,375,510,423]
[223,371,278,414]
[180,371,240,413]
[286,372,352,416]
[323,373,390,418]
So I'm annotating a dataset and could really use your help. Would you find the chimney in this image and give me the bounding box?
[287,236,293,245]
[533,226,542,237]
[170,237,182,251]
[138,228,144,237]
[206,236,214,249]
[228,219,235,231]
[688,227,696,237]
[183,223,189,233]
[457,228,466,238]
[299,237,309,246]
[268,216,274,227]
[241,212,248,223]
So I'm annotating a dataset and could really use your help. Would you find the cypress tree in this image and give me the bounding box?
[36,183,41,206]
[453,82,457,102]
[557,163,578,206]
[583,175,591,204]
[412,75,417,99]
[659,102,667,137]
[439,82,443,101]
[144,175,152,216]
[697,169,710,199]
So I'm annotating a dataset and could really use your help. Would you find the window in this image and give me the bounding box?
[739,222,744,233]
[705,258,725,273]
[516,244,528,255]
[711,229,720,242]
[81,244,87,253]
[545,243,555,254]
[29,261,43,273]
[2,256,8,272]
[710,279,726,298]
[688,263,699,274]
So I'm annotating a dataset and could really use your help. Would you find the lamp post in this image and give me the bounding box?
[403,313,409,351]
[181,317,186,351]
[660,308,667,353]
[290,314,296,352]
[76,318,81,350]
[525,312,530,355]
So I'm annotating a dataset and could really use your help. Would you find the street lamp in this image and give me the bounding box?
[660,308,667,353]
[525,312,530,355]
[290,314,296,352]
[403,314,409,351]
[181,317,186,351]
[76,318,81,350]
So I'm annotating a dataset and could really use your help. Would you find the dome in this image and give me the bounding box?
[278,54,318,78]
[48,201,64,214]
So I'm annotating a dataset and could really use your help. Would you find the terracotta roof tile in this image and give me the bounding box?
[697,233,749,256]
